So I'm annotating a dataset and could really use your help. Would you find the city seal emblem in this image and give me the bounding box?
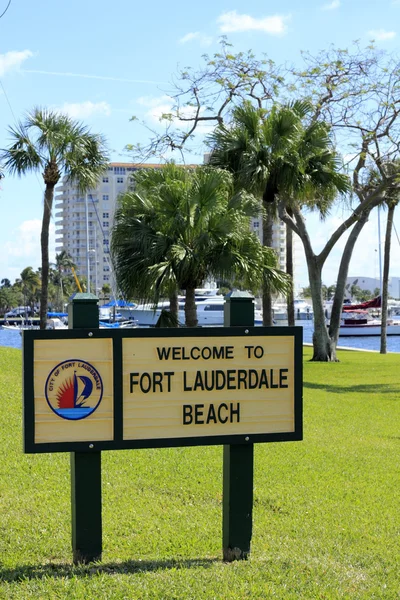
[45,359,103,421]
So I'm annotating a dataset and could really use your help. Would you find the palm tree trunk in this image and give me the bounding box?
[169,290,179,322]
[380,204,395,354]
[185,286,198,327]
[286,211,295,326]
[40,183,55,330]
[262,207,274,326]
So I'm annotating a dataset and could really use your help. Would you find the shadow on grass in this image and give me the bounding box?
[304,382,400,395]
[0,557,219,583]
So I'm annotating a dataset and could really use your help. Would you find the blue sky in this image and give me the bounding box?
[0,0,399,291]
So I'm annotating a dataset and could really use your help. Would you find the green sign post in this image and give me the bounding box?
[69,294,102,563]
[23,294,303,564]
[223,291,255,561]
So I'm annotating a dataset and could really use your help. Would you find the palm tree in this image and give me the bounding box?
[53,250,76,311]
[112,164,290,327]
[119,162,189,320]
[15,266,40,315]
[208,100,349,326]
[0,108,109,328]
[101,283,112,303]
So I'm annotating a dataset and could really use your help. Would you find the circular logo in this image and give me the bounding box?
[45,359,103,421]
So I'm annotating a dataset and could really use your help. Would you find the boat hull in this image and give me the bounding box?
[339,322,400,336]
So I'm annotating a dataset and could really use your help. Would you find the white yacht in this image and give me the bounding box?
[272,298,313,321]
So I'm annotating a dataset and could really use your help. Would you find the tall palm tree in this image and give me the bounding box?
[363,163,400,354]
[208,100,349,325]
[112,164,290,327]
[0,108,109,328]
[380,202,395,354]
[376,164,400,354]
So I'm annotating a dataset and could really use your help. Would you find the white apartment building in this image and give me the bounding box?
[55,162,295,296]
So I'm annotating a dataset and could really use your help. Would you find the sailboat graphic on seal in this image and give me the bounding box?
[45,359,103,421]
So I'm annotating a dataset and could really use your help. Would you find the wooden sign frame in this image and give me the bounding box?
[23,326,303,454]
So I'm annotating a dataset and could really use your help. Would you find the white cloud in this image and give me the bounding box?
[217,11,290,35]
[0,50,33,77]
[56,101,111,119]
[4,220,55,273]
[321,0,340,10]
[137,95,174,123]
[368,29,396,41]
[179,32,213,47]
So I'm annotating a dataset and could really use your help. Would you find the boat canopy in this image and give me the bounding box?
[342,296,381,311]
[101,299,136,308]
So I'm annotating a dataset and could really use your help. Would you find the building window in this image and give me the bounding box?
[103,212,109,218]
[103,266,110,272]
[103,275,109,281]
[103,195,109,201]
[114,167,126,174]
[103,221,109,228]
[117,177,124,183]
[102,177,109,183]
[253,221,259,228]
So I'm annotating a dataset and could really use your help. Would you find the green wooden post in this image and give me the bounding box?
[68,293,102,564]
[223,291,255,561]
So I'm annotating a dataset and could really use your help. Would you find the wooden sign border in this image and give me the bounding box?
[23,326,303,453]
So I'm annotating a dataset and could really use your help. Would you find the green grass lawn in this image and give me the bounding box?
[0,346,399,599]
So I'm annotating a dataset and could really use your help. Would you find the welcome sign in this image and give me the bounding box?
[23,327,302,453]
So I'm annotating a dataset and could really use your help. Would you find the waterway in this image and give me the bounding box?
[1,321,400,352]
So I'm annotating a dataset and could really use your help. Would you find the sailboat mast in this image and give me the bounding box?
[85,192,91,294]
[73,372,78,408]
